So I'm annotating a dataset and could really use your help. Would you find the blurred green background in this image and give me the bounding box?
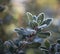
[0,0,60,54]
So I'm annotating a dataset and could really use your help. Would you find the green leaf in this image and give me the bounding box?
[44,40,50,48]
[37,32,51,38]
[27,42,41,48]
[37,13,45,25]
[29,21,38,29]
[33,15,37,21]
[41,18,53,26]
[39,32,51,36]
[26,12,33,24]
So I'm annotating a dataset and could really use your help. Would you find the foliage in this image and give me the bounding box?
[0,12,53,54]
[26,12,53,38]
[44,40,50,49]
